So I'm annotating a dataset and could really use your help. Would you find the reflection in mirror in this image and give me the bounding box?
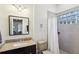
[9,15,29,35]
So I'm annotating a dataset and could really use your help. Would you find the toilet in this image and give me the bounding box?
[37,40,52,54]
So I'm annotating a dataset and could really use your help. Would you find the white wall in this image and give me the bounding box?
[0,4,57,42]
[0,4,33,42]
[0,4,57,43]
[0,4,59,53]
[33,4,60,53]
[33,4,79,43]
[33,4,56,42]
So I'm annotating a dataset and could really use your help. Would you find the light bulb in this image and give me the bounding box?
[12,4,26,12]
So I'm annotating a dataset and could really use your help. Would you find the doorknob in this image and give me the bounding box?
[58,32,60,34]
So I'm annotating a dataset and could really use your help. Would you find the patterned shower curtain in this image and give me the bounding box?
[0,32,2,43]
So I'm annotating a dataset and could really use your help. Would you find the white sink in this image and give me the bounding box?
[13,42,27,47]
[13,41,36,48]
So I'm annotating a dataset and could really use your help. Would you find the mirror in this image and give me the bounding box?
[9,15,29,35]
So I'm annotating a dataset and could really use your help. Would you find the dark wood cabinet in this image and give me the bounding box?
[0,45,36,54]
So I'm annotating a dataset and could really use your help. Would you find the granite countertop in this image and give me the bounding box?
[0,40,36,52]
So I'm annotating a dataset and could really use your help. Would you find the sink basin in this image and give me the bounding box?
[13,40,36,48]
[13,42,28,47]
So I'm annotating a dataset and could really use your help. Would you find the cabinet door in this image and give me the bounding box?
[0,45,36,54]
[30,45,36,54]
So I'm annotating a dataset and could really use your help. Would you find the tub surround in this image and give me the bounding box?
[0,37,36,54]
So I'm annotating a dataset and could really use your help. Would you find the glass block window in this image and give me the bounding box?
[77,14,79,23]
[58,8,79,24]
[67,16,71,24]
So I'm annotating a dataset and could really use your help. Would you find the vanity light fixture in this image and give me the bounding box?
[12,4,27,12]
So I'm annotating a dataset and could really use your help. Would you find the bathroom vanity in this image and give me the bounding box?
[0,16,36,54]
[0,40,36,54]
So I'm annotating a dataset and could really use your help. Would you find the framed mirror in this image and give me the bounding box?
[9,15,29,35]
